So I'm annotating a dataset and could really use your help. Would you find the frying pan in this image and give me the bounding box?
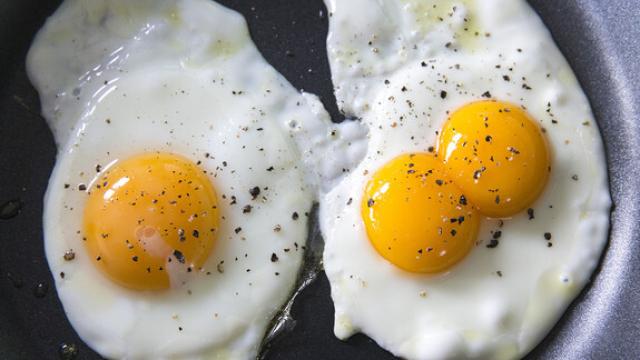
[1,0,639,359]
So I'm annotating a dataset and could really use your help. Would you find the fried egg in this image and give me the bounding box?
[321,0,611,359]
[27,0,356,358]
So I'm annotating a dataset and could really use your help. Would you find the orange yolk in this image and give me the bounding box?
[362,153,480,273]
[438,100,551,218]
[83,153,219,290]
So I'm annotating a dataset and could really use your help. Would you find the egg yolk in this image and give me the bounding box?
[362,153,480,273]
[438,101,551,218]
[83,153,219,290]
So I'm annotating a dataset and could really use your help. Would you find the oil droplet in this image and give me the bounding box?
[33,282,49,298]
[0,199,22,220]
[7,272,23,289]
[58,342,79,360]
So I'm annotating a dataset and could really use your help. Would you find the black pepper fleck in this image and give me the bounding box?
[249,186,261,200]
[486,239,499,248]
[58,342,79,360]
[63,249,76,261]
[527,208,535,220]
[173,250,185,264]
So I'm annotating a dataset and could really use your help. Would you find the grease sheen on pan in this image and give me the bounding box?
[321,0,611,359]
[27,0,362,358]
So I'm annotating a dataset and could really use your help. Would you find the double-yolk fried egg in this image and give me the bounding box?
[27,0,360,358]
[321,0,611,359]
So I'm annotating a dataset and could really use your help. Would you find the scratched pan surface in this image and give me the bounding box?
[0,0,638,359]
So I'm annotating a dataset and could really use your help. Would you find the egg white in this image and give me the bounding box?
[321,0,611,359]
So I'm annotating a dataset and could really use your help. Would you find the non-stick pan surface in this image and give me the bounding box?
[1,0,639,359]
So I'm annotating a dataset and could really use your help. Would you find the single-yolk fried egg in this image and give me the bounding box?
[28,0,356,358]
